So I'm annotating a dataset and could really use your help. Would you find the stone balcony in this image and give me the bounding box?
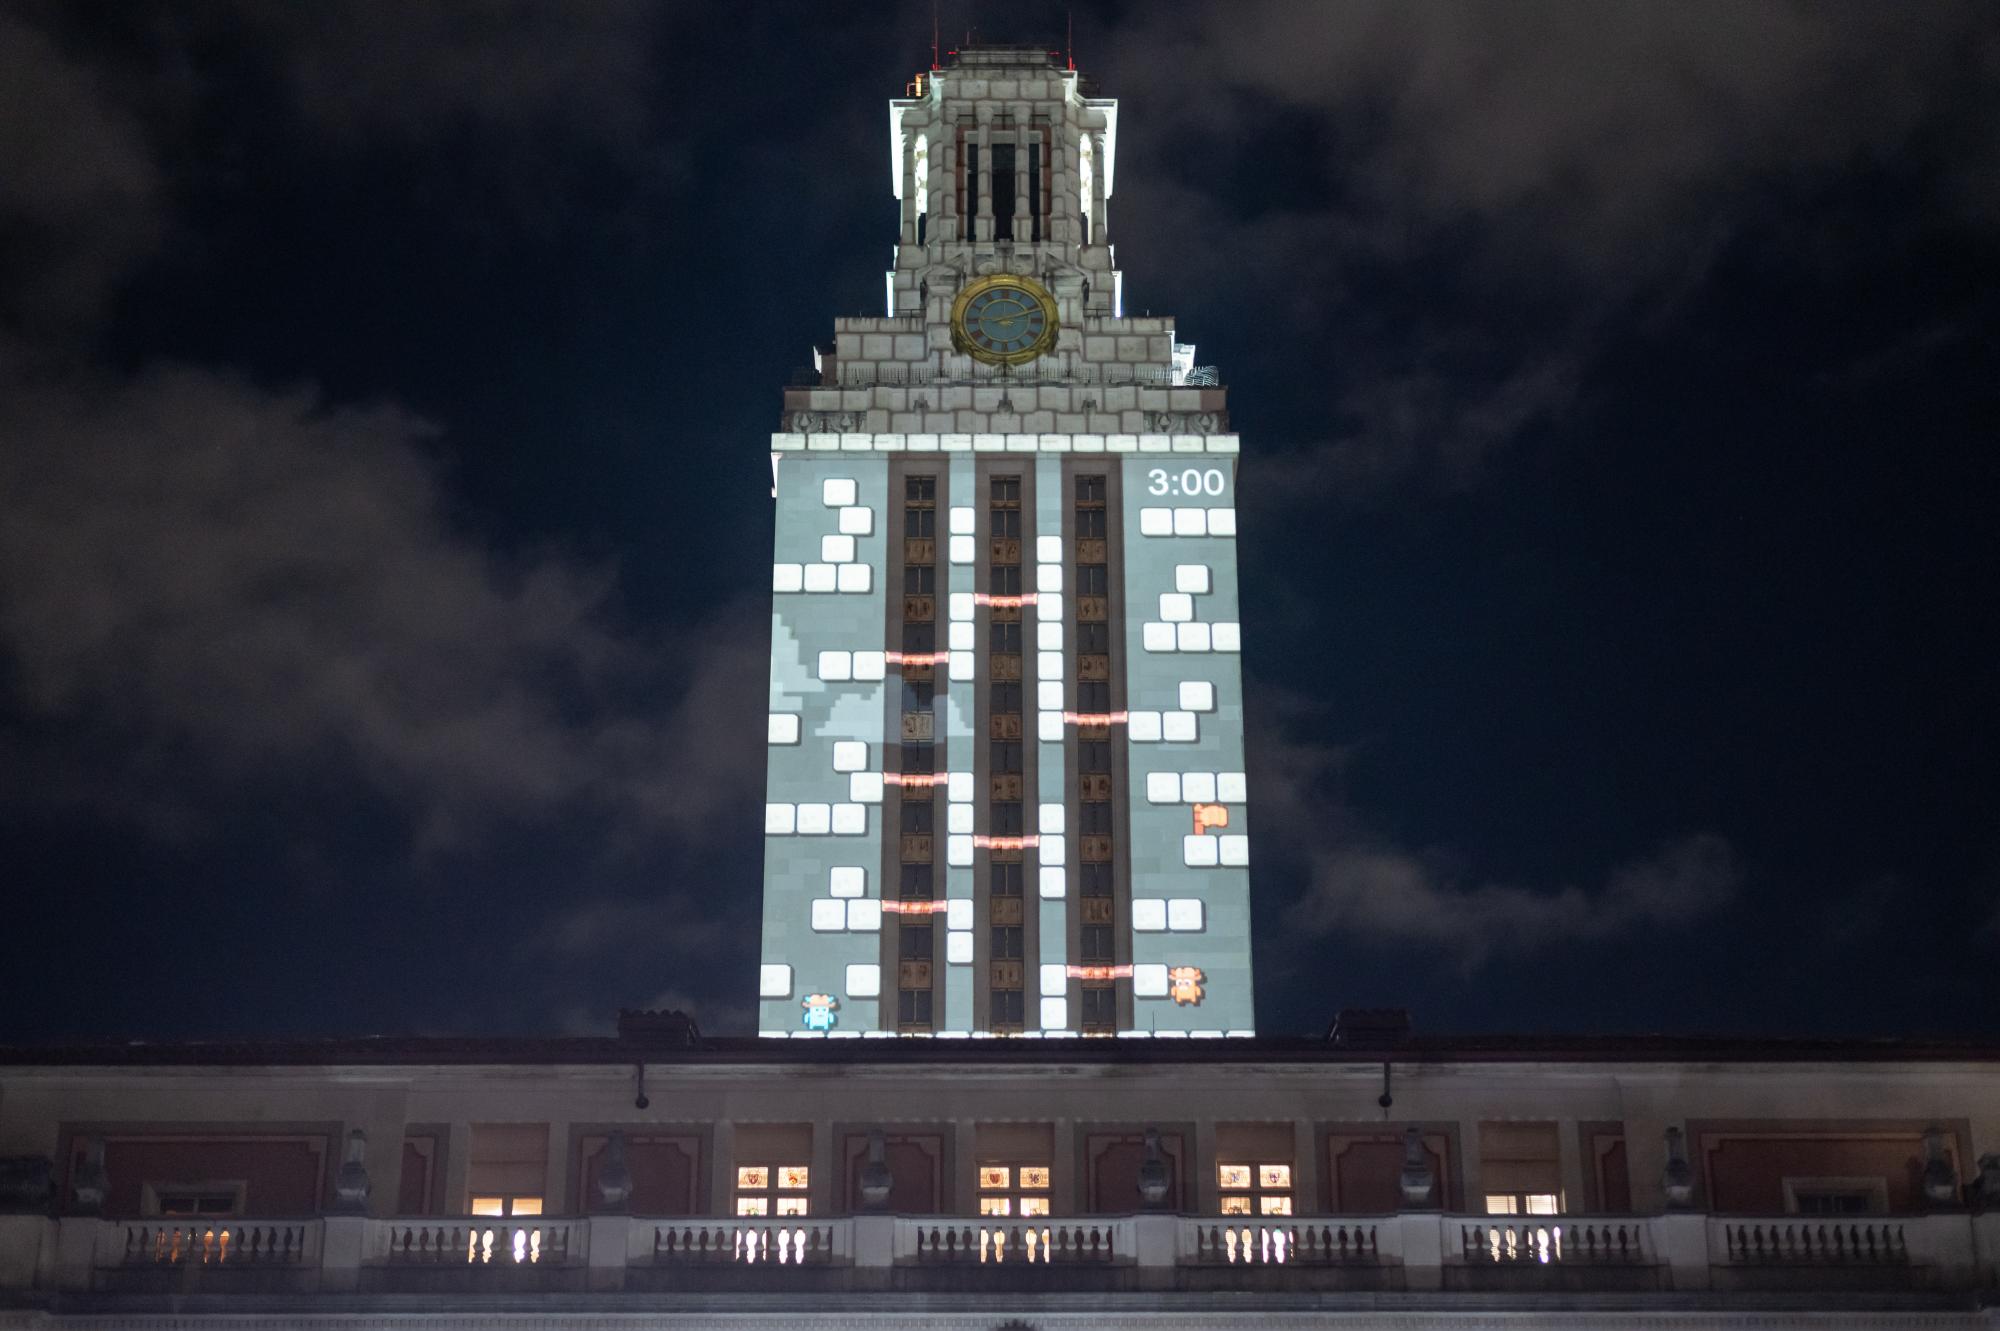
[6,1209,1995,1304]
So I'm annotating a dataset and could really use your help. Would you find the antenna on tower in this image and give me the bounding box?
[1066,7,1075,71]
[931,0,940,70]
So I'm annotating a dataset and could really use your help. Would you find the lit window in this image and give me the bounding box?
[1484,1193,1561,1216]
[469,1195,542,1217]
[979,1161,1051,1215]
[1219,1162,1291,1216]
[736,1164,808,1216]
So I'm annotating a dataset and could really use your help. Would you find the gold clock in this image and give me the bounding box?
[951,275,1059,366]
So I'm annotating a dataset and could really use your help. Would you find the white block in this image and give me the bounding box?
[1208,507,1237,536]
[1212,622,1241,652]
[1219,834,1250,866]
[1160,592,1194,623]
[837,563,871,593]
[773,563,804,592]
[1183,835,1220,867]
[852,649,885,679]
[832,740,868,772]
[949,506,975,534]
[817,650,852,681]
[1182,771,1217,803]
[949,591,975,621]
[830,866,866,897]
[1146,771,1181,802]
[764,803,796,834]
[1179,680,1215,712]
[1039,592,1063,621]
[1037,680,1065,709]
[1041,963,1068,996]
[947,898,973,931]
[948,771,973,802]
[811,899,845,931]
[803,563,837,592]
[1162,711,1199,742]
[845,963,881,997]
[759,963,793,997]
[1173,507,1208,537]
[1132,898,1168,931]
[947,834,973,866]
[1037,563,1062,591]
[1037,651,1063,680]
[946,931,974,963]
[1167,898,1206,931]
[949,534,974,563]
[849,771,884,803]
[1037,535,1064,562]
[1218,772,1248,802]
[797,803,832,834]
[1176,622,1212,652]
[1040,997,1069,1031]
[768,713,801,745]
[1129,711,1163,741]
[847,899,881,931]
[1037,621,1063,651]
[1133,963,1168,997]
[948,649,973,680]
[1038,866,1066,898]
[948,802,973,833]
[1138,507,1172,536]
[949,621,974,651]
[821,534,855,563]
[822,478,857,507]
[1039,802,1065,834]
[1142,622,1176,652]
[838,505,873,535]
[1175,564,1211,594]
[1039,834,1065,863]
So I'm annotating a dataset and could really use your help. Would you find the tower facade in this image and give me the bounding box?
[759,47,1251,1038]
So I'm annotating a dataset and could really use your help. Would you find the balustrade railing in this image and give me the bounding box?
[375,1218,577,1267]
[903,1218,1125,1265]
[116,1219,318,1267]
[1715,1218,1909,1266]
[790,364,1221,389]
[1181,1219,1383,1266]
[1457,1217,1652,1266]
[651,1220,839,1265]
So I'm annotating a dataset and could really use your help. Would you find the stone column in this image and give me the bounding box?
[709,1120,736,1217]
[1192,1120,1219,1215]
[810,1120,837,1217]
[1051,1119,1077,1215]
[1292,1119,1322,1215]
[951,1119,978,1215]
[975,119,993,243]
[1012,119,1031,241]
[900,132,918,245]
[541,1120,570,1218]
[1089,131,1108,246]
[939,133,957,242]
[1557,1119,1588,1214]
[1049,134,1071,246]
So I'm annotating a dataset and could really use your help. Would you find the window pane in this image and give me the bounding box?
[1220,1195,1252,1215]
[1218,1164,1252,1190]
[1484,1194,1518,1215]
[1259,1164,1292,1189]
[1019,1166,1051,1190]
[1525,1193,1560,1215]
[775,1197,809,1216]
[738,1166,770,1190]
[508,1197,543,1217]
[779,1165,810,1190]
[470,1196,506,1216]
[736,1197,768,1216]
[1259,1195,1294,1216]
[979,1197,1012,1216]
[979,1166,1011,1189]
[1020,1196,1051,1216]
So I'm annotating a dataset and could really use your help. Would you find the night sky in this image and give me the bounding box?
[3,1,1997,1045]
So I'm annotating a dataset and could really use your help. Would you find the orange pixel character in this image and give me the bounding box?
[1192,803,1230,835]
[1167,966,1206,1006]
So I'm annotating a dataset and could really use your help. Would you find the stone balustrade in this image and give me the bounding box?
[2,1209,1995,1297]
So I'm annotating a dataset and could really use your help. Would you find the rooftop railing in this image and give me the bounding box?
[5,1209,1994,1298]
[789,364,1221,389]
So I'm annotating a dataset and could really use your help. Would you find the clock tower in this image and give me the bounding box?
[758,46,1251,1039]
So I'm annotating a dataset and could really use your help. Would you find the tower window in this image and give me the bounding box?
[963,142,979,238]
[990,621,1022,653]
[990,742,1022,774]
[1219,1164,1294,1216]
[991,926,1023,960]
[898,988,934,1028]
[899,924,934,959]
[1079,741,1111,773]
[900,863,934,898]
[991,862,1023,896]
[990,802,1024,835]
[1080,925,1113,963]
[901,743,934,774]
[1076,475,1106,505]
[990,683,1021,714]
[1076,565,1108,596]
[991,143,1015,241]
[735,1165,809,1217]
[989,989,1025,1028]
[989,564,1022,595]
[1080,984,1115,1031]
[900,801,934,835]
[1079,863,1112,897]
[978,1163,1051,1216]
[904,563,936,594]
[903,621,936,653]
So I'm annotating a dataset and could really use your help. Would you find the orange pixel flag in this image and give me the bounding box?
[1168,966,1206,1006]
[1192,803,1229,835]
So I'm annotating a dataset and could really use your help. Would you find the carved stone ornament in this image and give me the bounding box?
[595,1130,634,1212]
[857,1129,894,1211]
[1661,1125,1696,1208]
[1398,1127,1434,1209]
[1136,1127,1172,1209]
[332,1128,371,1213]
[1922,1126,1960,1206]
[70,1137,107,1215]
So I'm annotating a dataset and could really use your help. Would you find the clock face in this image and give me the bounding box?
[952,276,1058,365]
